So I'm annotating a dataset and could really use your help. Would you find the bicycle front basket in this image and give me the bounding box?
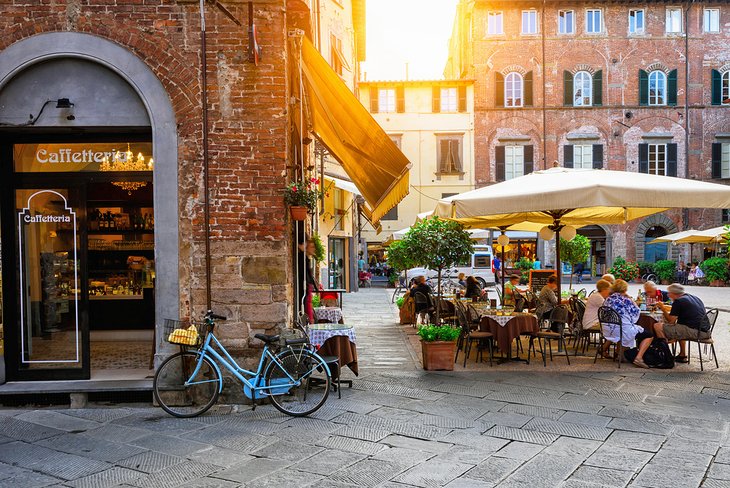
[164,319,204,347]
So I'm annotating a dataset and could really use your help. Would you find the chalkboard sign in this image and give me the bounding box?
[529,270,557,294]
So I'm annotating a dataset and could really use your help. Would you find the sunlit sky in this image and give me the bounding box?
[362,0,459,81]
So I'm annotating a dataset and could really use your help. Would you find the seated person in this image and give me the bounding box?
[457,272,467,288]
[503,274,521,307]
[535,276,568,329]
[410,275,434,313]
[642,281,667,307]
[583,279,611,331]
[648,283,710,364]
[532,259,541,270]
[601,273,616,285]
[464,276,486,300]
[603,279,649,365]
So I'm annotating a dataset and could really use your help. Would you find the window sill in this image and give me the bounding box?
[435,172,465,177]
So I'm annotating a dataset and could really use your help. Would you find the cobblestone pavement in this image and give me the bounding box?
[1,288,730,487]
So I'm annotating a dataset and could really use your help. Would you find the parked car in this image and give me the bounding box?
[407,245,495,288]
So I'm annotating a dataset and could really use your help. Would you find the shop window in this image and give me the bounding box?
[558,10,575,34]
[629,9,645,34]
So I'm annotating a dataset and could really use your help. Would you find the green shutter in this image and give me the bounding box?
[495,146,506,181]
[639,70,649,106]
[667,69,678,106]
[639,143,649,173]
[711,69,722,106]
[666,143,677,177]
[592,144,603,169]
[524,71,533,107]
[524,145,534,174]
[563,71,573,106]
[495,73,505,107]
[712,143,722,178]
[593,70,603,106]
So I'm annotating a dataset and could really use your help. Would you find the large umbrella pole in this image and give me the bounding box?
[555,227,562,299]
[501,246,506,302]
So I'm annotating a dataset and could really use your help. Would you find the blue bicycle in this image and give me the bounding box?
[153,311,331,418]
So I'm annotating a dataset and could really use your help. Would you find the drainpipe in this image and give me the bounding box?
[541,0,547,170]
[199,0,212,310]
[682,1,691,230]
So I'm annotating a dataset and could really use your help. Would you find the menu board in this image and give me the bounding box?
[529,269,557,294]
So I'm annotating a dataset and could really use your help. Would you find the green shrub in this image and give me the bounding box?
[515,257,533,271]
[311,294,321,308]
[700,257,729,283]
[637,261,656,277]
[608,257,640,282]
[417,324,461,342]
[653,260,677,283]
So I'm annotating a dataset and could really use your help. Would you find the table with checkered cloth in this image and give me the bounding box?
[477,312,536,327]
[314,307,344,324]
[308,323,358,376]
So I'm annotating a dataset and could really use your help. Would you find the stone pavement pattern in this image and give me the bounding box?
[0,288,730,487]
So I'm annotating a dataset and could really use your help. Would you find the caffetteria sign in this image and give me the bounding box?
[14,142,152,173]
[22,214,72,223]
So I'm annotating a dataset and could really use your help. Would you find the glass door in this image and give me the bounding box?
[14,187,88,379]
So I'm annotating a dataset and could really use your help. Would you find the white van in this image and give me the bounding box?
[407,245,495,287]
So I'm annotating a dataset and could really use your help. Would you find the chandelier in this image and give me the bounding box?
[101,144,154,195]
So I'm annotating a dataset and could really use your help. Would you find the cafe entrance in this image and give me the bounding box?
[1,138,155,381]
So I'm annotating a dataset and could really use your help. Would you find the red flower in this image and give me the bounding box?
[291,186,297,192]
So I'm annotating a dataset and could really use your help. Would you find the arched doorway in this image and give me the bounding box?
[0,33,178,381]
[644,226,668,262]
[578,225,610,277]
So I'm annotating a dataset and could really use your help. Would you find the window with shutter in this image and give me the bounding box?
[648,71,667,106]
[573,144,593,169]
[666,143,677,177]
[667,69,677,106]
[524,71,533,106]
[573,71,592,106]
[378,88,396,113]
[723,72,730,105]
[495,146,506,182]
[715,142,730,178]
[639,143,649,173]
[432,87,441,113]
[369,87,379,113]
[458,86,467,112]
[592,144,603,169]
[523,145,534,174]
[711,70,722,105]
[440,87,458,112]
[505,145,525,180]
[505,73,523,107]
[639,70,649,106]
[396,86,405,113]
[647,143,667,175]
[437,138,463,174]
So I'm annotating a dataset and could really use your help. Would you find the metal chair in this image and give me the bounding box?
[530,305,571,366]
[295,314,351,398]
[454,302,492,366]
[595,306,623,368]
[576,288,587,299]
[413,291,434,325]
[687,308,719,371]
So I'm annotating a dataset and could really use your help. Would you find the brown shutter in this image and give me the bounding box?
[396,85,405,113]
[458,85,467,112]
[439,139,450,173]
[495,73,505,107]
[432,86,441,113]
[524,71,533,107]
[524,145,534,174]
[369,87,378,113]
[592,144,603,169]
[495,146,506,181]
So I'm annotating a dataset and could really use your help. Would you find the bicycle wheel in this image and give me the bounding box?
[153,351,220,418]
[265,348,330,417]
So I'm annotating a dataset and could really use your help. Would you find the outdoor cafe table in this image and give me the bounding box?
[308,323,358,375]
[479,312,539,362]
[314,306,344,324]
[637,310,664,330]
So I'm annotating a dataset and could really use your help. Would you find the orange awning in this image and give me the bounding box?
[299,37,411,224]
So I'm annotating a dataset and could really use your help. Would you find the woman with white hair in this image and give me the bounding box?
[601,273,616,284]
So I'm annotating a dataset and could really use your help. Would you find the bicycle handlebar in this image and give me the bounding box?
[205,311,227,321]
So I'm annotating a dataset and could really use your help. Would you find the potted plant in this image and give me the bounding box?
[515,257,533,285]
[417,324,461,371]
[699,257,729,287]
[559,235,591,288]
[387,217,473,323]
[653,259,677,285]
[283,177,321,220]
[608,257,640,282]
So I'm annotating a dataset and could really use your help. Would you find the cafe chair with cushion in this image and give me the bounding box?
[688,308,719,371]
[530,305,571,367]
[595,306,623,368]
[295,314,351,398]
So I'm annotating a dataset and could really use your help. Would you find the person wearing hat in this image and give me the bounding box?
[641,283,710,363]
[503,274,521,307]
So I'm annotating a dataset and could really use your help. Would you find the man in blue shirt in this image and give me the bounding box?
[652,283,710,362]
[493,256,501,279]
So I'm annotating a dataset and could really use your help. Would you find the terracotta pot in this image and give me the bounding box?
[421,340,456,371]
[289,206,309,221]
[710,279,725,287]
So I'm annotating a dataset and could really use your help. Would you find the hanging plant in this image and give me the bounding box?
[283,177,322,213]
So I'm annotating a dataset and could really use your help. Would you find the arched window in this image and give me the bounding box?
[505,72,523,108]
[648,70,667,106]
[573,71,593,106]
[722,71,730,105]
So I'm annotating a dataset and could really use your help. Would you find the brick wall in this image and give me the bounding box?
[1,0,297,382]
[452,1,730,262]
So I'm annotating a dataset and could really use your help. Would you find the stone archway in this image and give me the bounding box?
[0,32,179,343]
[635,214,679,262]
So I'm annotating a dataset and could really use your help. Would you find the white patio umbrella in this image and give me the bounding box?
[433,167,730,295]
[649,226,729,260]
[647,229,700,245]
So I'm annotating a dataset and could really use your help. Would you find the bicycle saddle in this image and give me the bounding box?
[254,333,280,343]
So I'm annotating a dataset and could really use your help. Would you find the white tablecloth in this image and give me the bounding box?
[314,307,343,324]
[479,313,536,327]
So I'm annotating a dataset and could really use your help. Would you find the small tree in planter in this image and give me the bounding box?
[559,234,591,288]
[397,217,473,323]
[699,257,729,286]
[386,239,417,290]
[653,260,677,284]
[417,324,461,370]
[515,257,533,284]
